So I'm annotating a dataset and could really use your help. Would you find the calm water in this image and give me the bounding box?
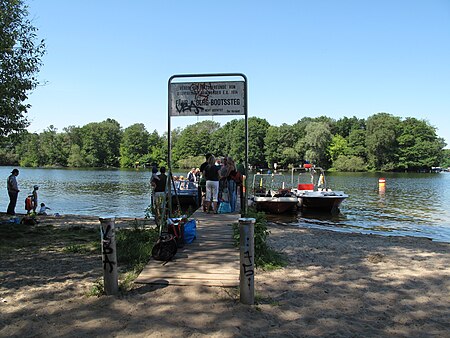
[1,167,449,243]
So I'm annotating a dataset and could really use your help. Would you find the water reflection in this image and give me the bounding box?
[0,167,449,242]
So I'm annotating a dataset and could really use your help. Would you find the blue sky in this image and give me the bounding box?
[26,0,450,147]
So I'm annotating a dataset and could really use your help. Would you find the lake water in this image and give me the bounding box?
[1,167,449,243]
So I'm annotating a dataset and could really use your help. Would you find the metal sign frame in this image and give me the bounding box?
[167,73,248,217]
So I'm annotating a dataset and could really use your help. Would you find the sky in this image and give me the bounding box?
[25,0,450,147]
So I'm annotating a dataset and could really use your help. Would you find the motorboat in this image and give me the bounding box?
[171,180,200,210]
[291,165,348,213]
[251,173,298,214]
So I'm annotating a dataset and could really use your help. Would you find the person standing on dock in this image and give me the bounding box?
[203,155,221,214]
[153,166,167,225]
[7,169,20,215]
[225,157,238,212]
[199,153,212,212]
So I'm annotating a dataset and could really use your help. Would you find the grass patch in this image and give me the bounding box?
[1,218,160,296]
[233,207,287,270]
[0,221,99,254]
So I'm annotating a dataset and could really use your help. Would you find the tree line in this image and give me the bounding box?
[1,113,449,172]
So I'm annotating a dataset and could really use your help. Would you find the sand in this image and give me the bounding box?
[0,214,449,337]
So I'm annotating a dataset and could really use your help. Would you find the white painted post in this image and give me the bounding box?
[239,217,255,305]
[99,217,118,295]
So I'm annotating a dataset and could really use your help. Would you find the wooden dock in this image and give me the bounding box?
[135,210,241,287]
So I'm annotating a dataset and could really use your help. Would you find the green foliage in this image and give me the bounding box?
[396,117,444,171]
[87,278,105,297]
[115,226,159,269]
[120,123,150,167]
[172,120,220,163]
[1,110,447,172]
[0,0,46,137]
[332,155,367,172]
[176,155,204,169]
[365,113,401,170]
[442,149,450,168]
[303,121,332,168]
[233,208,287,270]
[328,134,349,162]
[63,241,99,254]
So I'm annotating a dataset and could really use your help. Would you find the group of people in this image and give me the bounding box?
[199,153,242,214]
[149,155,243,218]
[6,169,51,216]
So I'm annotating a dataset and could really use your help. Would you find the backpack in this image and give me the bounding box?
[151,233,178,261]
[231,171,243,185]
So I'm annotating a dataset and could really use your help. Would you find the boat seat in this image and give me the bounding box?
[297,183,314,191]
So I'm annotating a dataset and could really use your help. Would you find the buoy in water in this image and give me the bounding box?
[378,178,386,184]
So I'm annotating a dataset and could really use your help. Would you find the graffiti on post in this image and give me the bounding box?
[101,224,116,273]
[242,249,254,287]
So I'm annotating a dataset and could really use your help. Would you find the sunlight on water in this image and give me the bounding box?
[1,167,449,242]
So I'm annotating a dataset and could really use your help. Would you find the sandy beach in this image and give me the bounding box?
[0,214,449,337]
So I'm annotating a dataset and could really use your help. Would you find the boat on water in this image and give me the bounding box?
[291,165,348,213]
[171,180,200,210]
[251,173,298,214]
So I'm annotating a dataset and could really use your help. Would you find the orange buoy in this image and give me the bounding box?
[378,178,386,184]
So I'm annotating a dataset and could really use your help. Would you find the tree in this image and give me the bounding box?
[228,117,269,167]
[171,120,220,164]
[397,118,445,171]
[328,134,349,163]
[80,119,122,167]
[120,123,150,167]
[347,128,367,160]
[0,0,45,137]
[441,149,450,168]
[265,123,302,168]
[365,113,401,170]
[302,122,332,168]
[334,116,365,138]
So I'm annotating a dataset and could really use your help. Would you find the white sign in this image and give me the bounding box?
[169,81,245,116]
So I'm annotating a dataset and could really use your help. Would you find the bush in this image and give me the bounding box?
[115,226,159,269]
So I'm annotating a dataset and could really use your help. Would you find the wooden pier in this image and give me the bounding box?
[135,210,241,287]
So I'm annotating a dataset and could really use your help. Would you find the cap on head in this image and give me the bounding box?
[11,169,19,174]
[34,185,39,189]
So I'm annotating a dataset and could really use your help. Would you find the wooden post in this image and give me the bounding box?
[99,217,118,295]
[239,217,255,305]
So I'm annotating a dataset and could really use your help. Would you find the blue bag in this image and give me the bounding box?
[184,219,196,244]
[218,201,231,214]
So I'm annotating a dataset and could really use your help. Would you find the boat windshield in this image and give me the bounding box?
[291,166,327,191]
[174,180,198,190]
[252,173,291,196]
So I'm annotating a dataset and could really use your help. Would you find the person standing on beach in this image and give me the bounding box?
[31,185,39,213]
[7,169,20,215]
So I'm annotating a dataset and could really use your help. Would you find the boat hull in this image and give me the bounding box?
[298,191,348,212]
[254,196,298,214]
